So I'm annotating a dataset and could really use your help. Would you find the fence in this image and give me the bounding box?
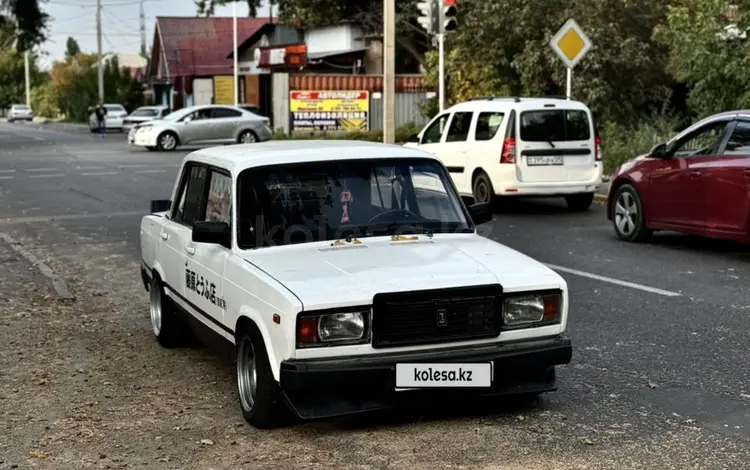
[368,92,430,130]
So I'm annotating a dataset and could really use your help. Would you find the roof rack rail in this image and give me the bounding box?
[468,96,522,102]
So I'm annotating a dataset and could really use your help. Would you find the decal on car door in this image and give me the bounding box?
[185,266,227,310]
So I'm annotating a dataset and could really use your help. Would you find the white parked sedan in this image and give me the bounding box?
[88,103,128,132]
[139,140,573,429]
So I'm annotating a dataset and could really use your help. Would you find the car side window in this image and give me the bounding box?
[475,112,504,141]
[720,121,750,156]
[445,112,473,142]
[672,121,728,157]
[173,165,209,227]
[213,108,242,119]
[421,113,450,144]
[203,170,232,225]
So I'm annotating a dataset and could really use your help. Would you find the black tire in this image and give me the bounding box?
[237,129,258,144]
[611,183,652,242]
[236,325,293,429]
[156,131,179,151]
[149,275,194,348]
[565,193,594,211]
[472,171,496,206]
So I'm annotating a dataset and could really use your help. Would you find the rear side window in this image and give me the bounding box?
[213,107,242,118]
[520,109,591,142]
[475,112,504,141]
[446,112,473,142]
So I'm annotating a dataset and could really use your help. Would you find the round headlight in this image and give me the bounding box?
[318,312,366,342]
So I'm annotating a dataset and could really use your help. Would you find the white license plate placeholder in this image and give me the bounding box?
[395,362,493,389]
[527,155,564,166]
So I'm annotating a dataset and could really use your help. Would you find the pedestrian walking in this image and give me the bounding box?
[95,102,107,136]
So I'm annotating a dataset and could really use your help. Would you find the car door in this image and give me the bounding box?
[439,111,473,192]
[183,166,233,338]
[180,109,215,144]
[209,107,243,143]
[704,119,750,234]
[161,163,209,303]
[646,119,732,229]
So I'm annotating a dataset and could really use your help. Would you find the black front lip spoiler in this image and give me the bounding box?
[279,336,572,420]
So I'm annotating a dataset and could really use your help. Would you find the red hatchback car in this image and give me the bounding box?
[607,110,750,244]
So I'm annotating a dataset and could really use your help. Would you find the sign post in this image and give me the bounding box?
[550,18,592,100]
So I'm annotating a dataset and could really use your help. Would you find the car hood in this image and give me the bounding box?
[241,234,564,310]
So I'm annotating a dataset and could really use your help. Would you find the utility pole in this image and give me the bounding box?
[139,0,147,56]
[24,50,31,107]
[232,0,238,106]
[96,0,104,102]
[382,0,396,144]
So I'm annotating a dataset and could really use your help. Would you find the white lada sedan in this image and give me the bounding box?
[139,140,573,429]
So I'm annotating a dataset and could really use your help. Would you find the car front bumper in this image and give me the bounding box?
[279,336,573,420]
[131,131,158,147]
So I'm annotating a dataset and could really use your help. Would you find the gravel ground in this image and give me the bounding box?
[1,231,749,470]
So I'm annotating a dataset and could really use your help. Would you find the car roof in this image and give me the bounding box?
[447,97,590,113]
[185,140,441,173]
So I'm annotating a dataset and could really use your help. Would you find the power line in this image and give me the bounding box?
[48,0,160,7]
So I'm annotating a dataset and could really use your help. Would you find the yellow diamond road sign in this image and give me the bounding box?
[550,18,592,69]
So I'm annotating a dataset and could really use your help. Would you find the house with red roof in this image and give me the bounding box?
[147,16,274,111]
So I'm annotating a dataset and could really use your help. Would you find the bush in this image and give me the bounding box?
[274,123,421,144]
[600,115,681,175]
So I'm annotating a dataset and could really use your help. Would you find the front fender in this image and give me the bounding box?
[236,307,286,383]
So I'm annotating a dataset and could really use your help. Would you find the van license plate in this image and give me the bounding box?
[528,156,564,166]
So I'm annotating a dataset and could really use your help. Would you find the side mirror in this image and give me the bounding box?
[183,116,193,123]
[468,202,493,225]
[649,143,668,158]
[406,133,419,143]
[150,199,171,213]
[192,221,231,248]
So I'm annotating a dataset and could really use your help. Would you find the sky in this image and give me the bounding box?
[41,0,272,69]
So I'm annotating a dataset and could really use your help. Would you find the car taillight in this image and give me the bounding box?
[595,136,602,161]
[501,137,516,164]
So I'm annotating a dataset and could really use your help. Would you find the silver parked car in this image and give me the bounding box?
[128,104,273,151]
[8,104,33,122]
[123,105,170,132]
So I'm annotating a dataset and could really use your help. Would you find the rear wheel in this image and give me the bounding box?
[612,184,652,242]
[565,193,594,211]
[149,275,195,348]
[236,325,292,429]
[472,171,495,206]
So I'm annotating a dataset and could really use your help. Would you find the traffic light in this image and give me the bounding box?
[416,0,440,35]
[442,0,458,32]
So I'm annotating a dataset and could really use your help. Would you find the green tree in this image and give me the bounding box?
[65,37,80,59]
[427,0,675,124]
[654,0,750,117]
[0,23,42,109]
[0,0,49,51]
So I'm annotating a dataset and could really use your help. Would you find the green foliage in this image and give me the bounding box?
[0,25,43,110]
[30,85,57,118]
[65,37,80,59]
[654,0,750,118]
[0,0,49,51]
[272,123,421,144]
[599,115,681,175]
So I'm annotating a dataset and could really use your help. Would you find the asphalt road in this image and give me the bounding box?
[1,120,749,468]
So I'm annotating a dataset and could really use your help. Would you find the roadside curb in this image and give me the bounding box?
[0,232,76,301]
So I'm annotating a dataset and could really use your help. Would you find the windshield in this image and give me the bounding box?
[105,105,125,113]
[13,105,29,110]
[131,108,159,117]
[237,158,473,248]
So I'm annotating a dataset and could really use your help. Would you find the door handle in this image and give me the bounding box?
[159,231,169,240]
[184,245,195,256]
[689,170,702,179]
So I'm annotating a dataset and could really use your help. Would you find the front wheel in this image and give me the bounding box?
[611,184,652,242]
[156,131,178,151]
[565,193,594,211]
[236,326,292,429]
[238,129,257,144]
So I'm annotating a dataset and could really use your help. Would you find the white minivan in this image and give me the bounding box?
[404,97,603,211]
